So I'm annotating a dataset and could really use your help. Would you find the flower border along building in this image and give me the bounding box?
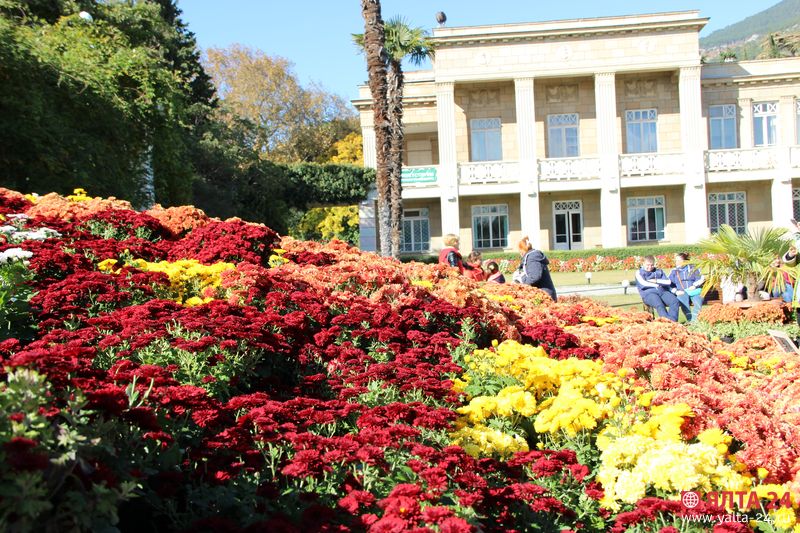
[352,10,800,255]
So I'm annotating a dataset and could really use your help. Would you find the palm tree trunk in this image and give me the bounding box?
[387,59,404,259]
[745,272,760,301]
[360,0,392,256]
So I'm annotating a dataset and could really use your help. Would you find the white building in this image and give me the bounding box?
[353,11,800,254]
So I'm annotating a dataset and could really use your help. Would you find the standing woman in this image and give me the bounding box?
[514,236,557,301]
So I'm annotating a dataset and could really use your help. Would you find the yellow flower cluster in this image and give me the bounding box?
[449,423,529,459]
[534,381,609,436]
[580,315,620,326]
[452,340,626,455]
[411,279,434,289]
[24,193,40,204]
[598,436,750,510]
[268,248,289,268]
[98,258,235,306]
[456,385,537,424]
[67,188,92,202]
[597,405,750,511]
[483,293,514,303]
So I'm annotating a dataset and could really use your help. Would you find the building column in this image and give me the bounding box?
[595,72,623,248]
[436,82,460,240]
[738,97,754,149]
[772,95,796,227]
[358,125,378,251]
[679,66,709,243]
[514,77,542,247]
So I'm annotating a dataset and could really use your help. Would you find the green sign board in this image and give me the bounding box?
[401,167,437,184]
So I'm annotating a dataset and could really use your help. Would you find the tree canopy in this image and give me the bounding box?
[0,0,213,206]
[203,45,358,164]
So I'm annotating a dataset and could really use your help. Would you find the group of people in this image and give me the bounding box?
[635,253,704,322]
[438,234,557,301]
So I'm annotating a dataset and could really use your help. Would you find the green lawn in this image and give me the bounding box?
[550,270,644,311]
[585,293,643,310]
[551,270,636,286]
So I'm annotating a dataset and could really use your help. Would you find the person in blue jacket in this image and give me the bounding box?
[668,252,705,322]
[514,236,557,301]
[636,255,679,322]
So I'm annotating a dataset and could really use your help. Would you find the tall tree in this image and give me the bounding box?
[0,0,211,205]
[383,18,434,256]
[355,17,434,257]
[203,45,357,164]
[359,0,392,257]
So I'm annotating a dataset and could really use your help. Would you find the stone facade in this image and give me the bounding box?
[353,11,800,255]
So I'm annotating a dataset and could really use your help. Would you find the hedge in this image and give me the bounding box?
[402,244,705,264]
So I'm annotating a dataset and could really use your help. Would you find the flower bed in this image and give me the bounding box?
[0,187,798,532]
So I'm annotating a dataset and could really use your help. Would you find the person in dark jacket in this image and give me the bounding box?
[636,255,679,322]
[668,252,704,322]
[514,236,557,301]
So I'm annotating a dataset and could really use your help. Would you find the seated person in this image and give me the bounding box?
[486,261,505,283]
[438,234,467,274]
[760,254,794,303]
[465,250,486,281]
[668,252,704,322]
[635,255,679,322]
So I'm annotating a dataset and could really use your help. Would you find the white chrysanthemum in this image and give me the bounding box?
[0,248,33,265]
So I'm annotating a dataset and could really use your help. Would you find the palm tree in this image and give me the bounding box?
[355,18,435,258]
[694,225,790,301]
[359,0,392,257]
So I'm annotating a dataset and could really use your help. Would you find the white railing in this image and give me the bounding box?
[619,152,684,177]
[539,157,601,181]
[458,161,519,185]
[705,147,778,172]
[791,147,800,168]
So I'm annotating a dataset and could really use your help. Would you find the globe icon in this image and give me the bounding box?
[681,491,700,509]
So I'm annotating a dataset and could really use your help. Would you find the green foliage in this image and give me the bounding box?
[695,225,790,297]
[688,319,800,342]
[0,368,139,530]
[291,206,359,245]
[192,153,374,234]
[0,0,212,206]
[470,244,705,263]
[0,258,35,340]
[289,163,375,205]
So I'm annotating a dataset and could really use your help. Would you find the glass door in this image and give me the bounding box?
[553,200,583,250]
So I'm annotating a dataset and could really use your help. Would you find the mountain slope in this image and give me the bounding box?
[700,0,800,49]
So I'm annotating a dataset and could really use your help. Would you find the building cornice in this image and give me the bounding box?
[431,12,707,48]
[351,95,436,111]
[702,73,800,88]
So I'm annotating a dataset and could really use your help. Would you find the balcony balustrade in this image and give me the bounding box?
[619,152,684,177]
[458,161,520,185]
[705,147,778,172]
[539,156,601,181]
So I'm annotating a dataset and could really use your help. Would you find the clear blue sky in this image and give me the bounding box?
[176,1,775,103]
